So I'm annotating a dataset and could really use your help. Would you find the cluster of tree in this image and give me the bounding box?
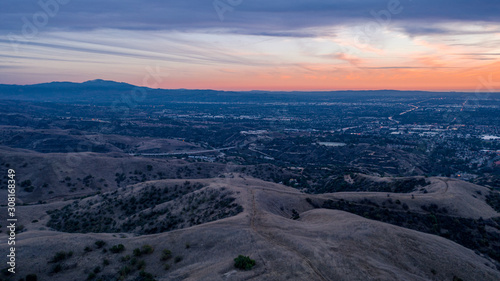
[313,198,500,263]
[47,184,243,235]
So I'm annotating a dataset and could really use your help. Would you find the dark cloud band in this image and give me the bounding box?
[1,0,499,37]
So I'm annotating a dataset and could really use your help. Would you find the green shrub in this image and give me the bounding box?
[110,244,125,253]
[134,244,154,257]
[120,255,131,262]
[137,260,146,270]
[133,248,142,257]
[139,270,155,281]
[95,240,106,249]
[164,264,171,270]
[174,256,183,263]
[142,245,154,254]
[234,255,255,270]
[49,251,73,263]
[119,265,131,277]
[161,249,172,261]
[86,272,96,280]
[50,264,62,274]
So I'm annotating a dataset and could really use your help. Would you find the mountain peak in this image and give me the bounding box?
[83,79,124,85]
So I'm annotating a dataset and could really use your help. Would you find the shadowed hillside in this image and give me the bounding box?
[1,175,499,281]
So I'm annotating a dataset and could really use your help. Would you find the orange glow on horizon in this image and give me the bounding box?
[154,61,500,92]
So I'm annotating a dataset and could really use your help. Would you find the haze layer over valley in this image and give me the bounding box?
[0,81,499,280]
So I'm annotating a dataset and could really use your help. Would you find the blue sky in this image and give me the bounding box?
[1,0,499,90]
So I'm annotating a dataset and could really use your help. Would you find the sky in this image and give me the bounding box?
[1,0,500,91]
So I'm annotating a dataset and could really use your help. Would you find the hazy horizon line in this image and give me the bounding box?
[0,79,495,94]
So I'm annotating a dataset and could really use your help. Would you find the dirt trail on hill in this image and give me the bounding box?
[249,188,330,281]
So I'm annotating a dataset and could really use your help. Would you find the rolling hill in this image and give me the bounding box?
[1,174,499,281]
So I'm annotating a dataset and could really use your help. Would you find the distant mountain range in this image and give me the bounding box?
[0,80,486,104]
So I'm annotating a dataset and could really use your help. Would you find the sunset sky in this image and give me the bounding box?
[1,0,500,91]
